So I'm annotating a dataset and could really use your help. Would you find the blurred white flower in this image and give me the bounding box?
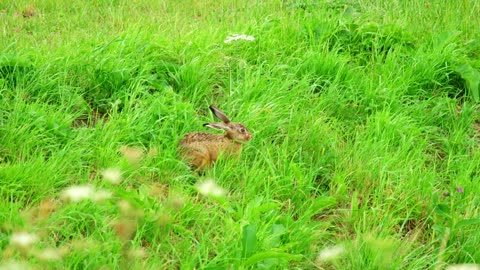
[195,179,226,197]
[224,34,255,43]
[10,232,38,249]
[34,248,63,261]
[119,146,144,164]
[92,190,113,202]
[60,185,94,202]
[316,245,345,262]
[0,260,29,270]
[147,147,159,157]
[117,200,143,218]
[126,247,147,259]
[446,265,480,270]
[60,185,112,203]
[101,168,123,184]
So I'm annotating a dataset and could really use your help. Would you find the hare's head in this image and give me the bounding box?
[203,105,252,142]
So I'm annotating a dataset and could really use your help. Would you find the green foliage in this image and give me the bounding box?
[1,0,480,269]
[456,63,480,102]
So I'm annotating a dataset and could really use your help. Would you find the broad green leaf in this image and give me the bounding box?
[243,251,303,266]
[204,267,226,270]
[268,224,286,248]
[455,63,480,102]
[242,224,257,258]
[434,203,451,217]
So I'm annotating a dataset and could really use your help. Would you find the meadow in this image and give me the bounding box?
[1,0,480,269]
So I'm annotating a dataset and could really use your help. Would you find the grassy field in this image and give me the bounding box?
[1,0,480,269]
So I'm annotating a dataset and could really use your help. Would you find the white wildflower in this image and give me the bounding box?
[147,147,159,157]
[316,245,345,262]
[60,185,113,203]
[224,34,255,43]
[101,168,123,184]
[446,265,480,270]
[119,146,144,164]
[34,248,63,261]
[195,179,226,197]
[118,200,134,214]
[0,260,29,270]
[127,247,147,259]
[60,185,95,202]
[10,232,38,249]
[92,190,113,202]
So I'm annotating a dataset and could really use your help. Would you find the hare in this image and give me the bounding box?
[179,105,252,170]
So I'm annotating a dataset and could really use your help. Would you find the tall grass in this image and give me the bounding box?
[1,0,479,269]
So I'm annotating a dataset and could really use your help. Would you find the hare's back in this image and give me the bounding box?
[180,133,233,151]
[180,132,222,144]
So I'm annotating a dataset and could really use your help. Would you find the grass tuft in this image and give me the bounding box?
[1,0,480,268]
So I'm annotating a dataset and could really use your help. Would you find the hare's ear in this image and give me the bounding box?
[203,122,231,131]
[209,105,231,123]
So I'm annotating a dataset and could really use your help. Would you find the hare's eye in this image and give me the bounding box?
[240,128,246,133]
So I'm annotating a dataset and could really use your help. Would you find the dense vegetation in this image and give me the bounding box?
[1,0,479,269]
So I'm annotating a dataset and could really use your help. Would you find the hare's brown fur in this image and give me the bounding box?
[179,133,243,169]
[178,106,251,170]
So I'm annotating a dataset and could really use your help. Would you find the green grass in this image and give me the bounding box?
[1,0,480,269]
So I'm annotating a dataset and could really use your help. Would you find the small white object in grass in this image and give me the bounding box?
[0,260,29,270]
[127,247,147,259]
[316,244,345,262]
[101,168,123,184]
[34,248,63,261]
[119,146,144,164]
[92,190,113,202]
[60,185,94,202]
[195,179,227,197]
[9,232,38,248]
[446,265,480,270]
[224,34,255,43]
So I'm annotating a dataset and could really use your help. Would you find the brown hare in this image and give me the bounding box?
[179,105,252,170]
